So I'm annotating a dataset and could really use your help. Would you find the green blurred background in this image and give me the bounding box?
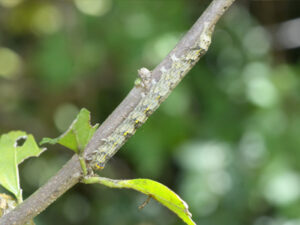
[1,0,300,224]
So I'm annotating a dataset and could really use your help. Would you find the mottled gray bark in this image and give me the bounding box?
[0,0,236,224]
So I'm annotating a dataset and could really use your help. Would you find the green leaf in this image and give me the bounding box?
[0,131,45,202]
[40,108,99,154]
[83,176,196,225]
[0,193,17,217]
[0,193,35,224]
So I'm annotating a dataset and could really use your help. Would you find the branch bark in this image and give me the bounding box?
[0,0,236,224]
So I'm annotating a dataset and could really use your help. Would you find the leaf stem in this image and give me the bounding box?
[0,1,236,224]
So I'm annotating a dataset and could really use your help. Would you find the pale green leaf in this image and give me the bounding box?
[0,193,17,217]
[0,131,45,202]
[40,108,99,154]
[83,176,196,225]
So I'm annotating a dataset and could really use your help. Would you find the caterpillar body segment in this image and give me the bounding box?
[89,24,212,170]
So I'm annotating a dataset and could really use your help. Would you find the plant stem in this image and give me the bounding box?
[0,1,236,224]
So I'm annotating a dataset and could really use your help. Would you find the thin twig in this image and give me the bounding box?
[0,0,236,224]
[138,196,151,210]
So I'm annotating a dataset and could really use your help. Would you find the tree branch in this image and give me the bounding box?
[0,0,236,224]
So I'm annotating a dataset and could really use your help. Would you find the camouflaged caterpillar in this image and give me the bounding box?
[88,23,212,170]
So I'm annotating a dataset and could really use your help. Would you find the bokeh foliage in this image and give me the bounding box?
[1,0,300,225]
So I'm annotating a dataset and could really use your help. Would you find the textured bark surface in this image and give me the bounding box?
[0,0,236,224]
